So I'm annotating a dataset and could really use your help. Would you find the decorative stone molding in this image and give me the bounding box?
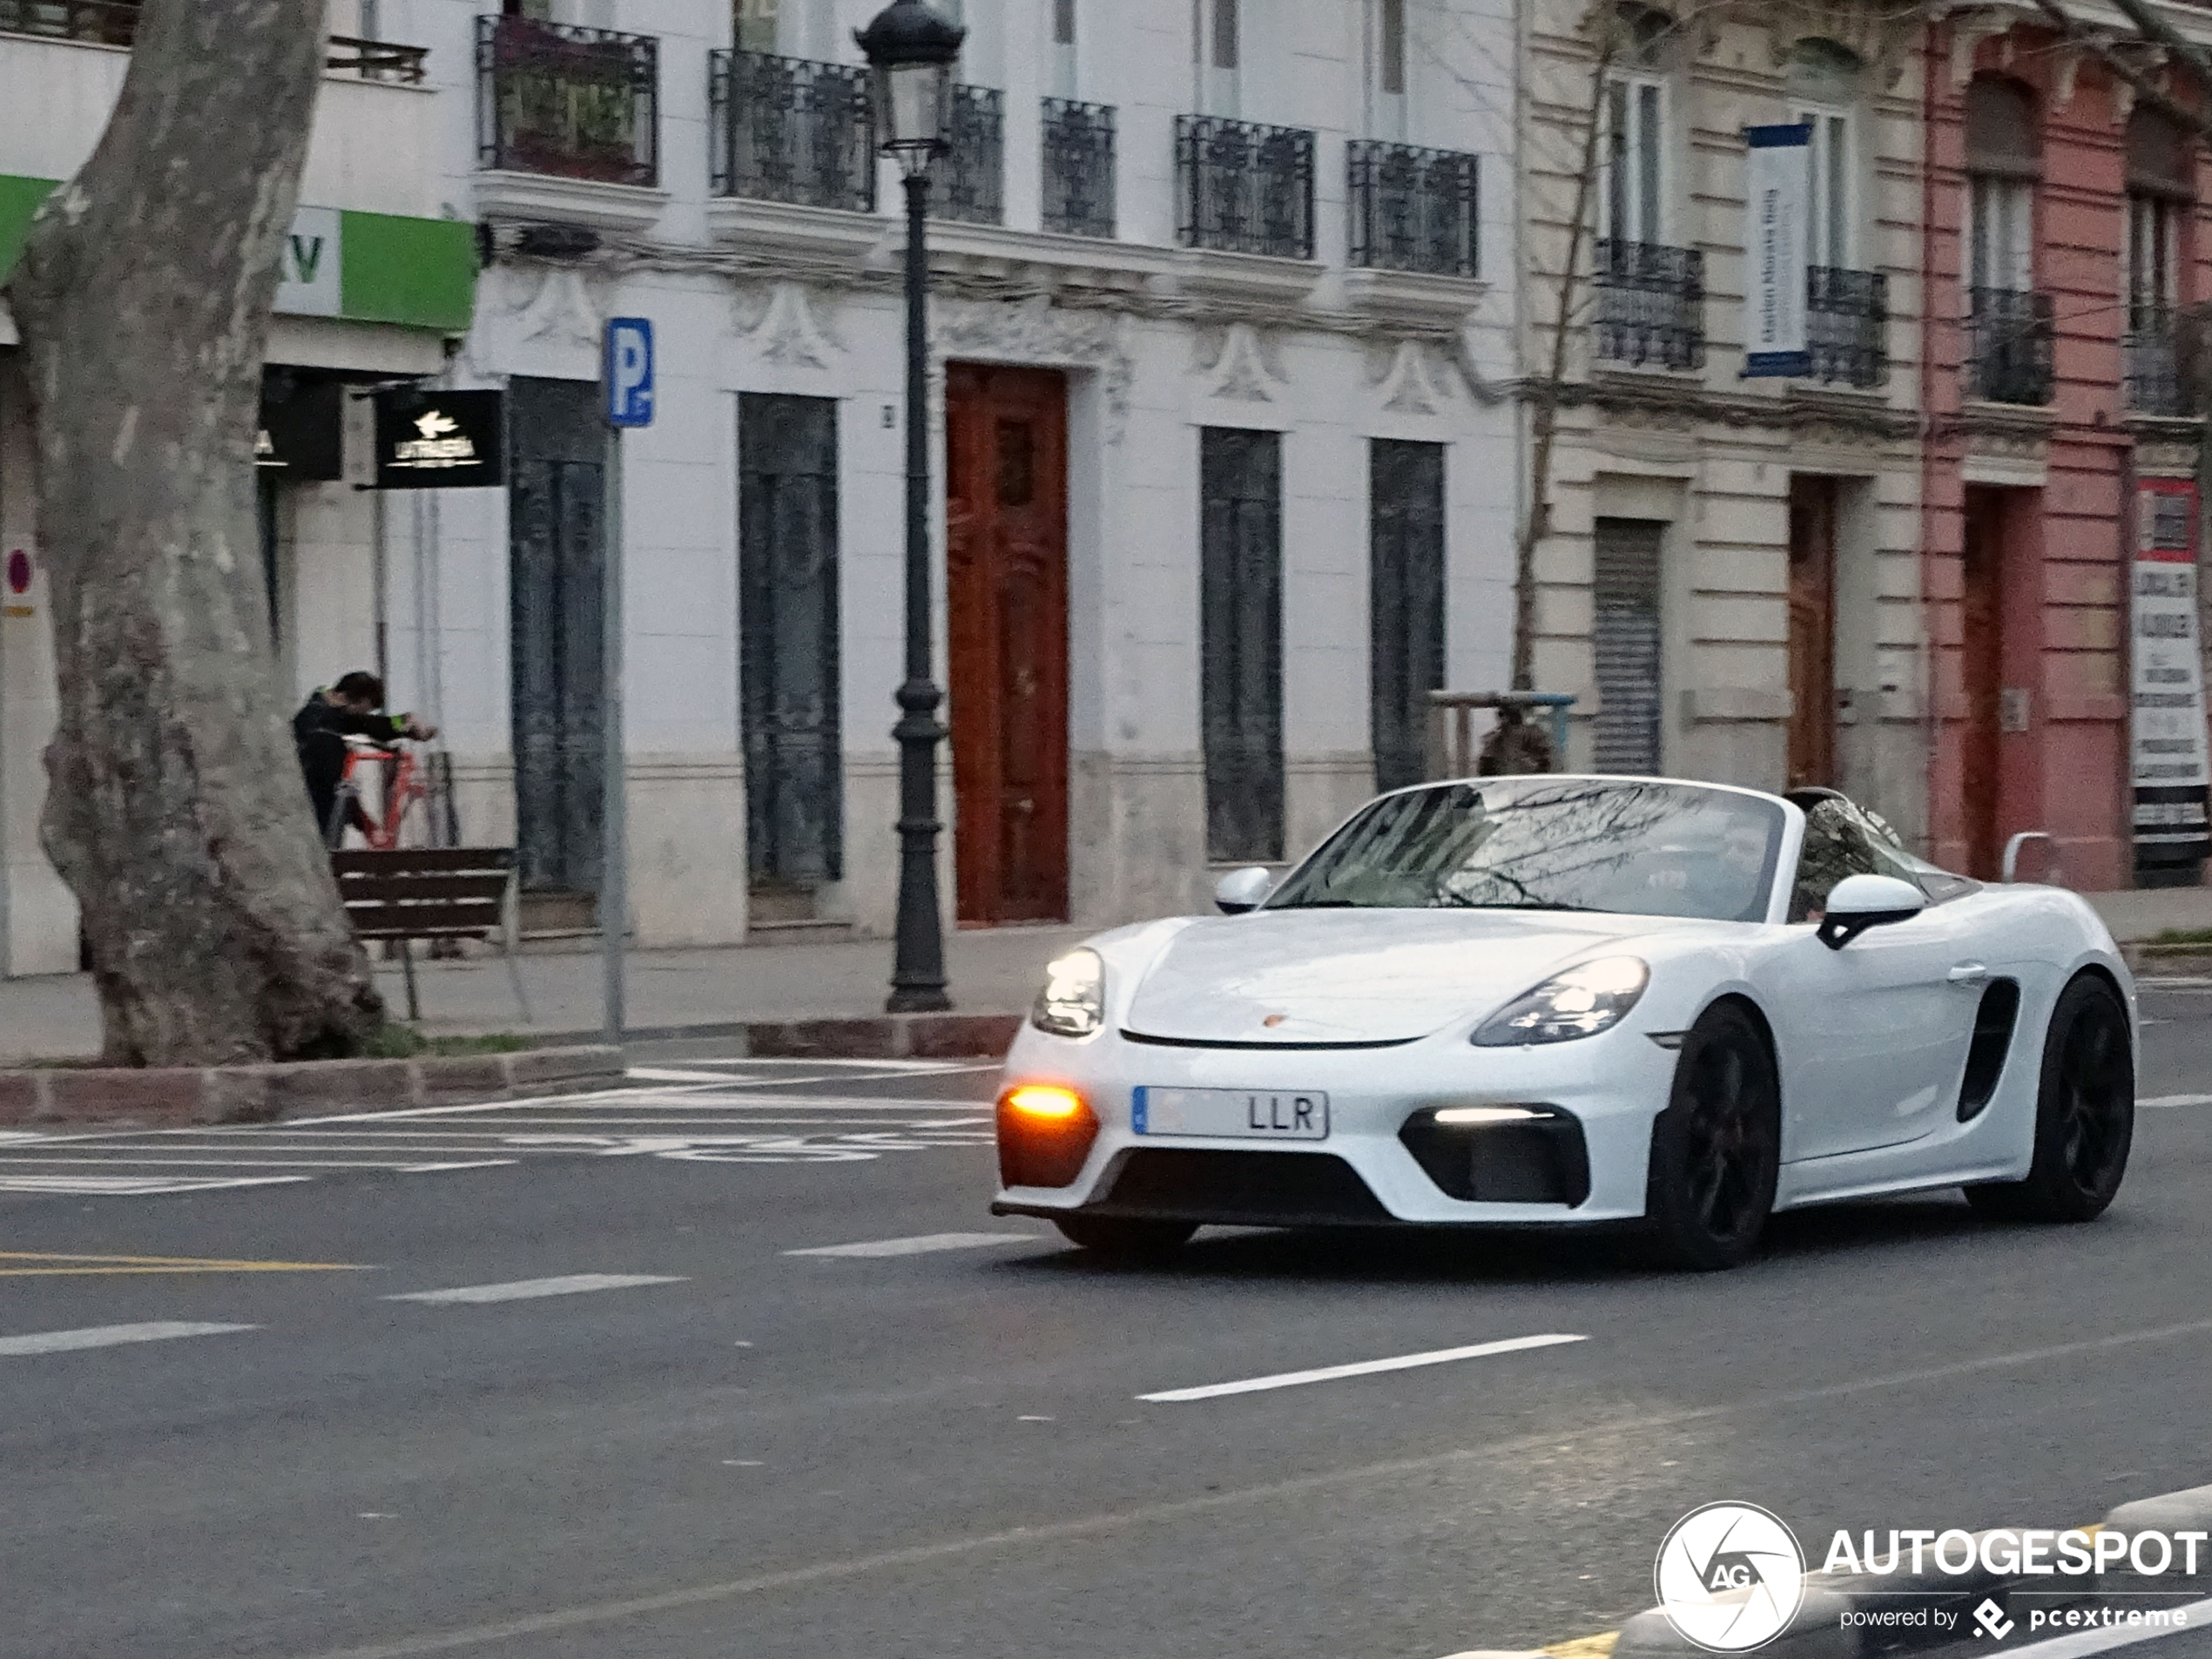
[705,195,887,266]
[507,265,606,353]
[928,293,1136,443]
[1163,247,1325,310]
[737,280,844,370]
[1568,368,1919,442]
[1194,321,1289,402]
[1369,339,1458,416]
[2128,414,2204,477]
[1339,267,1487,330]
[472,170,671,235]
[1761,1,1922,88]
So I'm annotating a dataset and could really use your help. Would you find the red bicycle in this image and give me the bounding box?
[327,737,430,850]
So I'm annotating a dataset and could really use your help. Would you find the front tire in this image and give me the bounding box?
[1052,1215,1196,1260]
[1966,974,2133,1224]
[1645,1001,1782,1271]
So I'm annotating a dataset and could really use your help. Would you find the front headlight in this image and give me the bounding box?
[1032,948,1105,1037]
[1471,955,1649,1047]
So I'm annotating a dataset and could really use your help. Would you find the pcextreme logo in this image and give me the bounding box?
[1655,1503,1807,1652]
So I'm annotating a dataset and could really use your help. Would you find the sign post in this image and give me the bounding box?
[601,317,654,1043]
[1741,123,1811,380]
[2132,479,2210,880]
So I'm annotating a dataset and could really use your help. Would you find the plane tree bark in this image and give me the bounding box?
[3,0,382,1063]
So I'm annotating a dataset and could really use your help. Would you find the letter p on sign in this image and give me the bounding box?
[604,317,655,428]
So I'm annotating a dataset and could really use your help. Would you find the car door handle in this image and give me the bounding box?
[1947,961,1991,985]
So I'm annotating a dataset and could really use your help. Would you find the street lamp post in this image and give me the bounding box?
[859,0,964,1015]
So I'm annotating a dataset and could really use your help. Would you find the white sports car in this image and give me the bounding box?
[990,777,2135,1270]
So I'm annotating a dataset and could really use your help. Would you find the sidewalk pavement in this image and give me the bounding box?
[3,885,2209,1064]
[0,924,1092,1065]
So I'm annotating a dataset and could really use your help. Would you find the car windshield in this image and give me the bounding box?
[1265,779,1788,923]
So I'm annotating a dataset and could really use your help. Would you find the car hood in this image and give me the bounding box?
[1120,908,1723,1046]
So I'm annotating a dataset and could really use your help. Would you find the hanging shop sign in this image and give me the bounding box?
[256,377,346,480]
[366,388,504,489]
[2131,478,2211,870]
[1741,122,1811,379]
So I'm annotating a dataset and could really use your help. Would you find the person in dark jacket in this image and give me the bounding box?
[294,671,436,842]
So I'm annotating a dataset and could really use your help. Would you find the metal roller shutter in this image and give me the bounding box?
[1591,516,1664,775]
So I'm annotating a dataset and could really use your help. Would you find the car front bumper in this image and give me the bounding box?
[990,1019,1679,1227]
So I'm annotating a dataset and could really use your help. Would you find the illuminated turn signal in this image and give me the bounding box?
[1004,1083,1086,1121]
[997,1084,1099,1189]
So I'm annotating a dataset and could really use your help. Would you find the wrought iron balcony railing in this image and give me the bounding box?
[2125,310,2191,416]
[935,84,1003,226]
[1346,140,1478,279]
[2,2,428,79]
[709,49,874,212]
[477,13,658,189]
[1805,266,1887,389]
[1593,239,1704,370]
[1176,115,1315,260]
[0,0,135,43]
[1965,286,2055,406]
[1042,98,1116,239]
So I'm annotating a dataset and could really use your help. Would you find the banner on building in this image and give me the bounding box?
[361,388,504,490]
[2131,478,2211,868]
[1742,123,1811,378]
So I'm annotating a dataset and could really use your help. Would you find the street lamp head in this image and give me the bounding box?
[855,0,965,179]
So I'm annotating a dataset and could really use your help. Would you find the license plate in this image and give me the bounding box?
[1133,1087,1329,1140]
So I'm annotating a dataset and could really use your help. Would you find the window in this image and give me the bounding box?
[1604,76,1665,245]
[735,0,778,54]
[1369,441,1446,794]
[1964,78,2039,292]
[1053,0,1075,44]
[2127,109,2190,326]
[1051,0,1076,98]
[1200,428,1284,863]
[1787,795,1949,921]
[1195,0,1239,114]
[1379,0,1405,95]
[1800,109,1851,269]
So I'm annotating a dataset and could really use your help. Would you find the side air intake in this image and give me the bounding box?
[1958,979,2021,1121]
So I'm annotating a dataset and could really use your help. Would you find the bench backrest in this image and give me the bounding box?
[331,848,516,941]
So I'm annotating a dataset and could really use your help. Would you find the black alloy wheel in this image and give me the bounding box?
[1052,1215,1197,1261]
[1966,974,2133,1224]
[1645,1000,1782,1271]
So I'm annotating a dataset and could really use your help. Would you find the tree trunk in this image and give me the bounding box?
[3,0,382,1063]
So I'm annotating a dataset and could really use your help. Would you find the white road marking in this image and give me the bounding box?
[0,1320,258,1356]
[624,1068,750,1083]
[0,1175,314,1196]
[382,1273,687,1305]
[784,1231,1036,1258]
[394,1161,522,1174]
[1991,1599,2212,1659]
[2139,1093,2212,1109]
[1139,1333,1588,1402]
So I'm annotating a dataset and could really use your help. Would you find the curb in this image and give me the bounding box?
[1494,1484,2212,1659]
[2120,945,2212,975]
[0,1045,624,1129]
[415,1011,1024,1061]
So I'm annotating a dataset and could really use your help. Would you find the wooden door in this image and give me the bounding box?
[946,365,1069,924]
[1786,475,1838,789]
[1960,488,2005,880]
[507,377,605,899]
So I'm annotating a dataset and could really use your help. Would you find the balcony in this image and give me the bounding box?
[1594,239,1704,371]
[476,14,658,189]
[1805,266,1887,389]
[935,85,1002,226]
[1346,140,1477,279]
[709,49,874,213]
[2125,310,2191,416]
[0,1,427,81]
[1042,97,1115,239]
[1175,115,1314,261]
[1965,287,2055,406]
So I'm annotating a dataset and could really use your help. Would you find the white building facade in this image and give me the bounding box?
[0,0,1524,973]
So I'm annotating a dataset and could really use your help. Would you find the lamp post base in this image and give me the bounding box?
[887,678,952,1014]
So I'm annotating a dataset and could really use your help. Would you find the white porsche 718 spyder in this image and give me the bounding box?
[989,777,2135,1270]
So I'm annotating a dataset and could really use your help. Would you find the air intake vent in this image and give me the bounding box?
[1958,978,2021,1121]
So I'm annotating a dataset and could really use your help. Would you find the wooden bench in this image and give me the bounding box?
[331,848,531,1024]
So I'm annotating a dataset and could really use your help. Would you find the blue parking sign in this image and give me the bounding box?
[604,317,654,428]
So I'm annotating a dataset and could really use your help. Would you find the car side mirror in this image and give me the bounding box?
[1817,873,1927,950]
[1214,867,1274,914]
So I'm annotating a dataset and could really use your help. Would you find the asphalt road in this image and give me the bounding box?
[3,1004,2210,1659]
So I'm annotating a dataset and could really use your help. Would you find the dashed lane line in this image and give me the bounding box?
[381,1273,688,1305]
[0,1321,258,1357]
[0,1176,313,1196]
[784,1232,1037,1258]
[1138,1333,1589,1403]
[2140,1093,2212,1108]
